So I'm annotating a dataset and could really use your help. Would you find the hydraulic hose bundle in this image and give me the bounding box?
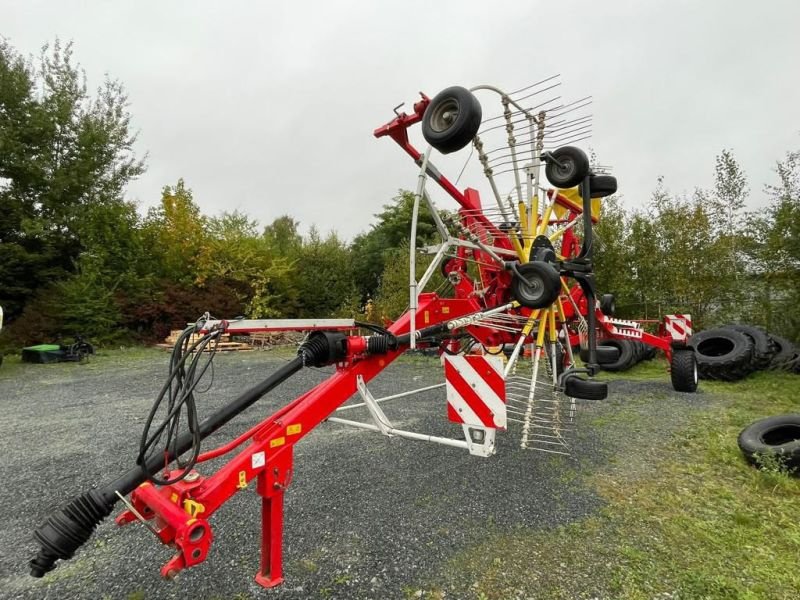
[29,328,345,578]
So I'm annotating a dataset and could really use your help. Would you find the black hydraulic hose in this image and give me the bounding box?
[30,355,304,578]
[580,176,599,369]
[117,355,304,496]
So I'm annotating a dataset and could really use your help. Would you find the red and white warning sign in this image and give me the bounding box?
[444,355,506,429]
[664,314,692,341]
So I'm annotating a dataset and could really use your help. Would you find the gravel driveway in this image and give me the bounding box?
[0,350,705,599]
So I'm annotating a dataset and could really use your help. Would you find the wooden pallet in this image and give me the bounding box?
[158,330,253,352]
[162,329,233,346]
[248,331,303,348]
[155,341,253,353]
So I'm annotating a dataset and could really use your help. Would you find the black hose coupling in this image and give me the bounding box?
[298,331,348,367]
[30,489,115,577]
[366,334,399,355]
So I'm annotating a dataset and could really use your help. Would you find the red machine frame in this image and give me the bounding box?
[31,86,691,589]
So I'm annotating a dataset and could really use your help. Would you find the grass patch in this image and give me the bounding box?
[441,366,800,599]
[0,345,166,379]
[598,356,671,381]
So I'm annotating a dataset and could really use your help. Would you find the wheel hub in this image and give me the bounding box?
[430,99,460,132]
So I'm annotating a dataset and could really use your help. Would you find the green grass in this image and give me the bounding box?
[597,356,672,381]
[441,366,800,599]
[0,345,165,379]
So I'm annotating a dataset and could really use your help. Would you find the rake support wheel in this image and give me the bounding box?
[588,174,618,198]
[510,261,561,309]
[600,293,616,316]
[421,86,482,154]
[544,146,590,189]
[563,373,608,400]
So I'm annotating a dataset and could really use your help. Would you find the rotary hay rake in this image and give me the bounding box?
[29,78,698,588]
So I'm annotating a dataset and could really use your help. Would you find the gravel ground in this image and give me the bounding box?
[0,350,708,600]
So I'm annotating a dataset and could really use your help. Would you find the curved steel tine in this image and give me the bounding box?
[510,82,563,104]
[479,98,564,134]
[483,116,593,155]
[506,74,561,97]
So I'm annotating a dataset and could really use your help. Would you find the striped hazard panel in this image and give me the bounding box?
[664,314,692,341]
[444,355,506,429]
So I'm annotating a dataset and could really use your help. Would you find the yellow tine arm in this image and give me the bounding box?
[548,304,558,343]
[538,202,554,236]
[518,201,528,234]
[520,308,541,337]
[535,309,549,347]
[556,297,567,322]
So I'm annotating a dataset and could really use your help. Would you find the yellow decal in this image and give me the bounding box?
[424,311,430,324]
[270,437,286,448]
[170,493,179,504]
[441,306,450,314]
[287,424,302,436]
[186,518,197,526]
[236,470,248,490]
[183,500,205,517]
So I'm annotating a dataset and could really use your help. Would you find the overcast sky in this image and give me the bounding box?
[3,1,799,239]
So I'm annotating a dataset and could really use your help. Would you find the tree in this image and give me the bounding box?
[263,215,302,258]
[143,179,208,284]
[350,191,439,300]
[294,227,355,318]
[755,149,800,339]
[203,210,272,284]
[0,39,145,321]
[592,195,633,311]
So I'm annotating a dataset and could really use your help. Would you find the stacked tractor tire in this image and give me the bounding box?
[598,339,657,371]
[687,324,800,381]
[580,339,657,372]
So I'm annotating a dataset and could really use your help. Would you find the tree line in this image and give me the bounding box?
[593,149,800,340]
[1,40,798,348]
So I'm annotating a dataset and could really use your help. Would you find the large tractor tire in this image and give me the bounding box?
[767,335,797,371]
[738,414,800,473]
[596,339,636,372]
[722,324,775,371]
[688,328,754,381]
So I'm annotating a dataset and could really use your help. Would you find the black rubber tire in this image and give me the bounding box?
[738,414,800,472]
[670,349,698,393]
[688,328,754,381]
[544,146,590,189]
[564,374,607,400]
[723,324,775,371]
[599,293,616,317]
[510,262,561,309]
[588,175,618,198]
[421,86,482,155]
[786,354,800,374]
[579,345,621,365]
[597,339,636,372]
[642,344,658,361]
[767,334,797,371]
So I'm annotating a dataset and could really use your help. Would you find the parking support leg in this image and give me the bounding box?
[254,449,291,590]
